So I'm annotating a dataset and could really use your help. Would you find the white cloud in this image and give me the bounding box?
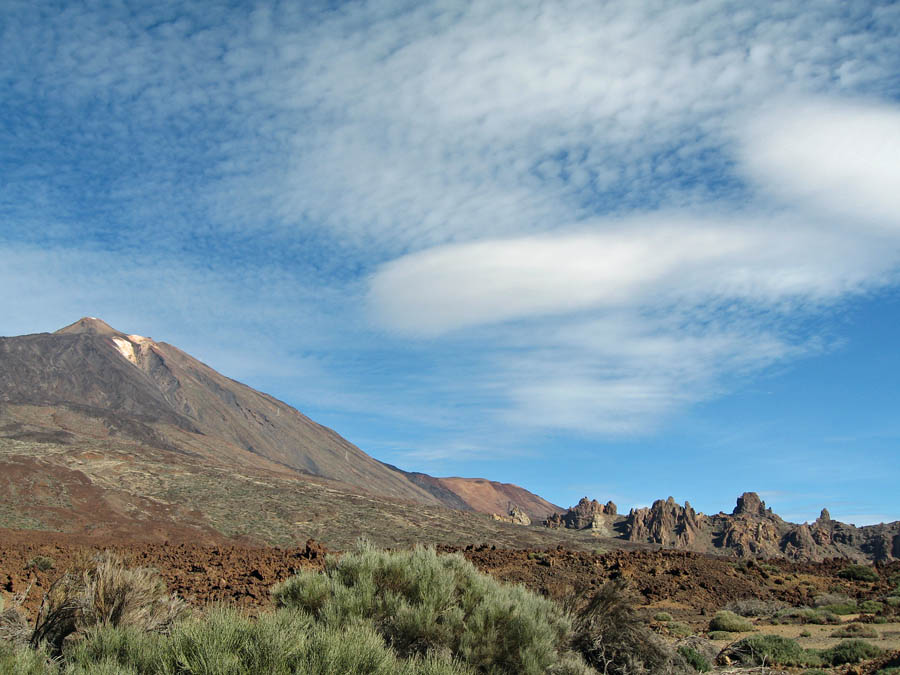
[4,0,900,444]
[369,215,895,336]
[741,99,900,229]
[367,94,900,433]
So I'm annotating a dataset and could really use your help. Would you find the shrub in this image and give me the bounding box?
[822,603,858,615]
[25,556,55,573]
[774,608,840,625]
[886,597,900,607]
[799,629,812,637]
[860,600,884,613]
[708,610,753,632]
[831,623,878,639]
[63,607,477,675]
[0,599,31,646]
[724,598,784,617]
[723,634,816,667]
[837,565,879,582]
[667,622,693,638]
[653,612,673,622]
[0,641,54,674]
[569,580,688,675]
[678,645,711,672]
[272,542,583,674]
[65,623,168,673]
[813,592,851,607]
[707,630,732,641]
[875,668,900,675]
[30,551,186,653]
[820,639,883,665]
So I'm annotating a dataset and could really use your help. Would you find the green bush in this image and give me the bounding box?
[707,630,732,641]
[820,639,883,665]
[860,600,884,613]
[667,622,693,638]
[708,610,753,632]
[830,623,878,639]
[813,592,851,607]
[725,634,816,667]
[799,630,812,637]
[875,668,900,675]
[25,556,55,573]
[886,596,900,607]
[821,603,858,615]
[653,612,673,622]
[272,542,582,675]
[774,607,840,625]
[837,565,879,582]
[65,623,167,673]
[677,645,711,672]
[63,607,476,675]
[0,641,55,674]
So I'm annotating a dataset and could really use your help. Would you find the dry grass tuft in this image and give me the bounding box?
[30,550,186,653]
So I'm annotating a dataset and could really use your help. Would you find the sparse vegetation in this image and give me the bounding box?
[677,645,711,672]
[831,622,878,639]
[821,602,859,615]
[860,600,884,613]
[653,611,673,622]
[707,630,732,641]
[667,622,693,638]
[814,592,852,607]
[708,610,753,632]
[725,634,813,666]
[774,607,840,625]
[724,634,884,668]
[821,639,883,665]
[724,598,784,617]
[24,556,54,573]
[30,551,186,654]
[569,579,688,675]
[837,565,879,582]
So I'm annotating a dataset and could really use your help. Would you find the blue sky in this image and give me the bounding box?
[2,0,899,525]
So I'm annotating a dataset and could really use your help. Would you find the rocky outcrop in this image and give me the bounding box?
[548,490,900,563]
[492,505,531,526]
[626,497,705,549]
[733,491,772,517]
[545,497,617,530]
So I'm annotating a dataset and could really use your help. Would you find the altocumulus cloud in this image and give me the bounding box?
[367,98,900,433]
[3,0,900,441]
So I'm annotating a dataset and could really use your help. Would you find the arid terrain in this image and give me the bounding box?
[2,319,900,672]
[2,527,900,672]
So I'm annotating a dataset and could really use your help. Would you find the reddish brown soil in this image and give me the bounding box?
[0,528,326,620]
[3,528,898,629]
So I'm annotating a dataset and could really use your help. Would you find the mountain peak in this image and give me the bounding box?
[55,317,123,336]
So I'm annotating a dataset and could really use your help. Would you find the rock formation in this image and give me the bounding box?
[546,491,900,563]
[626,497,705,549]
[492,505,531,526]
[545,497,617,531]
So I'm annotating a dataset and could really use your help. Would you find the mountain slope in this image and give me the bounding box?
[1,318,442,504]
[1,318,563,530]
